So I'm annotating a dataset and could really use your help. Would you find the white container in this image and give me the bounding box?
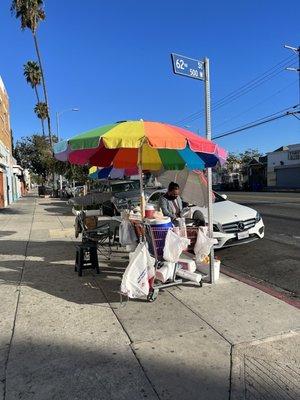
[156,262,176,283]
[178,256,196,272]
[196,259,220,281]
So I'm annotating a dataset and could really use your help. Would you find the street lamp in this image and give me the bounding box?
[284,45,300,105]
[56,108,79,141]
[55,108,79,193]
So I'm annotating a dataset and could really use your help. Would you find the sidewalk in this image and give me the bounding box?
[0,195,299,400]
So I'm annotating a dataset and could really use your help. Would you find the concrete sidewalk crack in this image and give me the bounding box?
[2,198,37,400]
[167,289,233,346]
[167,289,234,400]
[93,279,162,400]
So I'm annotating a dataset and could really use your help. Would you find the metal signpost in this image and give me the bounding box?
[171,53,215,283]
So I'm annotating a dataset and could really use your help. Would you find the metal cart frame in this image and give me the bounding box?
[144,224,202,302]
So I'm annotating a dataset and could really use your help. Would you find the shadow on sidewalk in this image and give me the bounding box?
[0,207,26,215]
[36,199,73,216]
[0,231,17,237]
[0,238,128,305]
[3,339,233,400]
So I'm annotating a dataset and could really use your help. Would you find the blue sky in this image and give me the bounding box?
[1,0,299,154]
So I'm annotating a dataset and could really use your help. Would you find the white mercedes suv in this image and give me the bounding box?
[146,190,265,249]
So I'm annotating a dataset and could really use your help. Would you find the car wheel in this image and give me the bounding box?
[193,211,205,226]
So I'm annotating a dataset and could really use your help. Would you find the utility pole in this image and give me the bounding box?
[284,44,300,104]
[204,57,215,284]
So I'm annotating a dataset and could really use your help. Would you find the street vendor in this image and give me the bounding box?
[158,182,186,221]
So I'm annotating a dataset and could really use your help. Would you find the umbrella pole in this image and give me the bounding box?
[138,145,145,218]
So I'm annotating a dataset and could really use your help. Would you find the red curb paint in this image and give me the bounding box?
[220,267,300,309]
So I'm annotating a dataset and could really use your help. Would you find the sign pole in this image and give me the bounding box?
[204,57,215,283]
[171,52,215,284]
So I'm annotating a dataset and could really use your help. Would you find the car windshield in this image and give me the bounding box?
[213,192,227,203]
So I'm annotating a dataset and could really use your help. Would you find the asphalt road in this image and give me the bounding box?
[217,192,300,297]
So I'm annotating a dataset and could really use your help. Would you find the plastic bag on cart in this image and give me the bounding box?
[163,229,190,263]
[119,220,137,246]
[194,227,218,262]
[121,243,155,298]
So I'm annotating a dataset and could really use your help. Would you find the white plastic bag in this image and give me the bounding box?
[163,229,190,263]
[119,220,137,246]
[121,243,155,298]
[194,227,218,262]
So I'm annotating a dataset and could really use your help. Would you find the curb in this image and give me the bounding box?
[221,267,300,309]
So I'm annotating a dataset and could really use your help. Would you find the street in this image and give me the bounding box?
[218,192,300,297]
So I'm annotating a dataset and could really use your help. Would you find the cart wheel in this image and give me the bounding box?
[147,289,158,302]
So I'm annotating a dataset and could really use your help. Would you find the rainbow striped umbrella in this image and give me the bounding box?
[53,120,227,170]
[53,120,227,216]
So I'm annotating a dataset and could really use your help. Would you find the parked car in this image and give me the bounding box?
[147,189,265,249]
[92,180,140,194]
[102,190,141,216]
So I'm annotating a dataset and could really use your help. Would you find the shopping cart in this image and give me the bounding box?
[144,224,202,302]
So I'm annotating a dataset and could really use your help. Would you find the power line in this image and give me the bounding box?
[175,54,297,126]
[292,113,300,121]
[176,54,296,125]
[214,79,298,129]
[212,105,299,140]
[178,58,297,126]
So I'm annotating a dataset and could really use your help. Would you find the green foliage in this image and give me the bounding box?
[23,60,41,88]
[239,149,262,164]
[14,134,89,183]
[226,149,262,171]
[34,101,48,120]
[11,0,45,32]
[14,134,54,180]
[62,164,89,183]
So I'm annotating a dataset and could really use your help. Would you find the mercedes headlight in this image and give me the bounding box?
[255,212,261,223]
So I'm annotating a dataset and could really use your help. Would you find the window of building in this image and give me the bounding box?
[288,151,300,160]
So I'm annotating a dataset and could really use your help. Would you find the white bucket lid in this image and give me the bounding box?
[145,203,155,210]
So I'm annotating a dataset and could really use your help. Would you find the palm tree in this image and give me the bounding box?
[11,0,52,145]
[23,60,45,136]
[34,101,48,122]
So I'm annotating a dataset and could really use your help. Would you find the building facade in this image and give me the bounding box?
[267,144,300,189]
[0,76,13,208]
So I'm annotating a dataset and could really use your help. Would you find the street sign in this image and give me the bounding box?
[171,53,204,80]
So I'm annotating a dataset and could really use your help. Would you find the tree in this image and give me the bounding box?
[14,134,54,183]
[225,152,241,173]
[34,101,48,121]
[11,0,52,145]
[239,149,262,165]
[14,134,89,184]
[23,60,45,135]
